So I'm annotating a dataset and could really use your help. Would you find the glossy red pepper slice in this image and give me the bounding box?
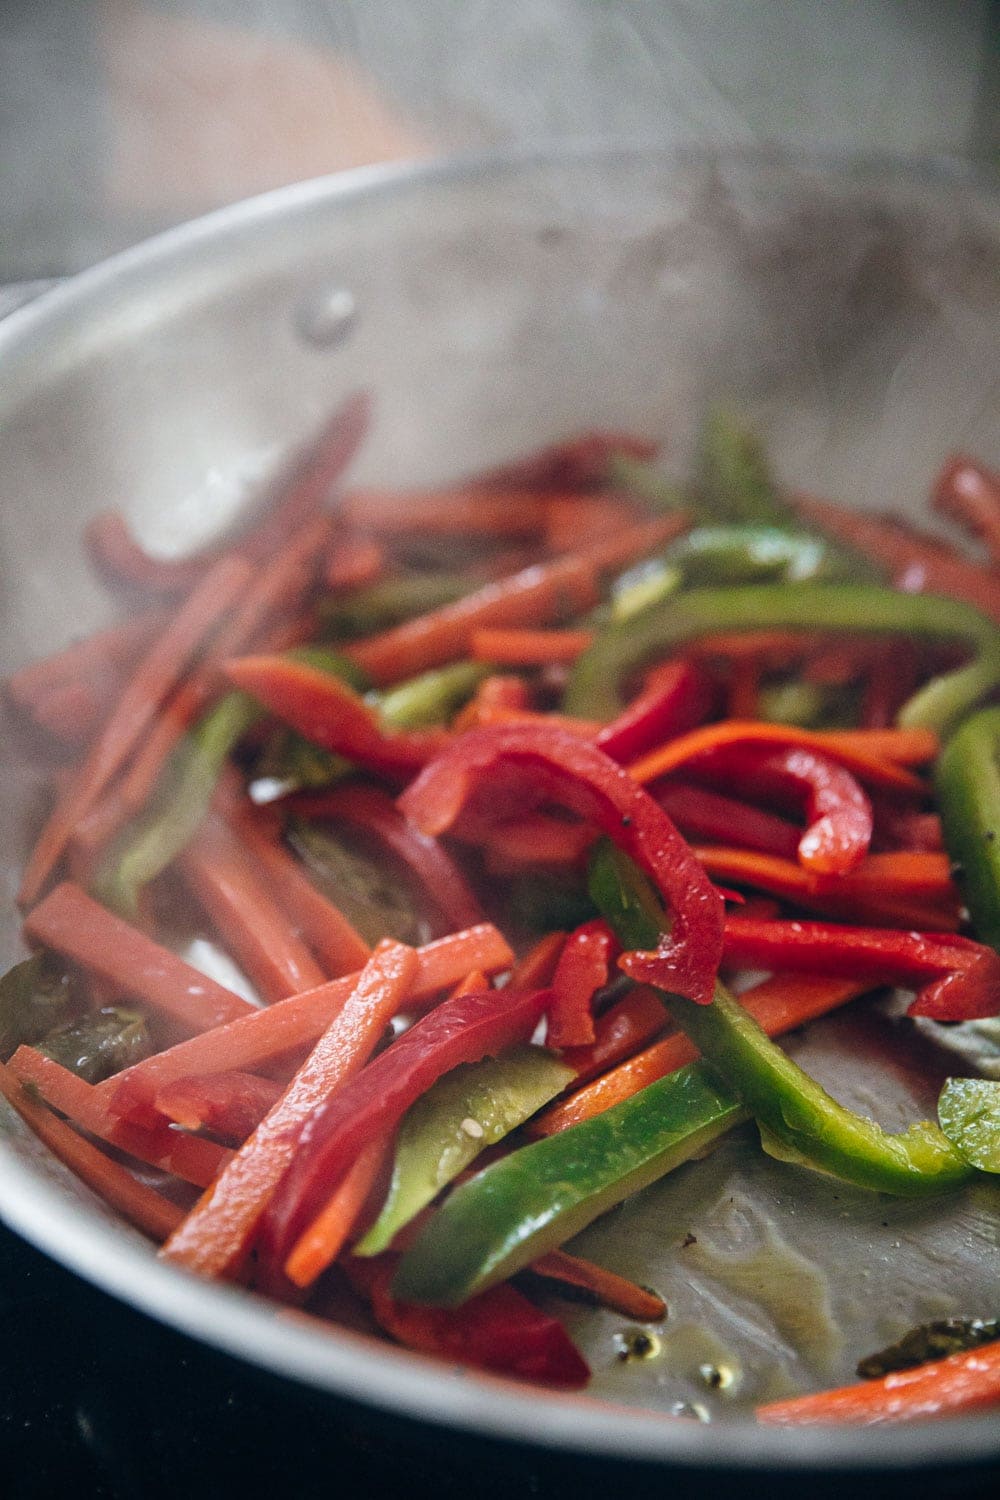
[547,918,620,1048]
[594,659,717,764]
[722,915,1000,1021]
[398,724,725,1003]
[258,984,552,1279]
[223,655,449,776]
[343,1255,590,1388]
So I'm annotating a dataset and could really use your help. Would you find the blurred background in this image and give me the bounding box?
[3,0,998,280]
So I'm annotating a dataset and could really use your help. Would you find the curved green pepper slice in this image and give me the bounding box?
[935,705,1000,951]
[564,582,1000,737]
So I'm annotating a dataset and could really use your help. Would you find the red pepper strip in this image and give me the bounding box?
[722,915,1000,1021]
[757,1340,1000,1426]
[871,803,944,854]
[547,919,620,1048]
[24,881,255,1033]
[629,721,928,799]
[343,1254,590,1388]
[594,660,718,764]
[657,783,801,861]
[290,784,484,934]
[932,454,1000,565]
[689,744,874,876]
[160,940,419,1281]
[477,430,657,490]
[154,1071,283,1142]
[258,985,552,1281]
[398,726,724,1004]
[222,654,448,777]
[560,986,672,1085]
[480,813,596,874]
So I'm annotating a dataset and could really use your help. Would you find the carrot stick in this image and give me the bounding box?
[529,1249,666,1321]
[19,554,255,909]
[544,496,641,554]
[692,847,961,930]
[344,553,603,685]
[340,486,550,539]
[574,512,689,573]
[795,493,1000,624]
[97,923,514,1124]
[0,1060,185,1240]
[446,969,490,999]
[23,881,255,1032]
[932,455,1000,563]
[452,674,532,730]
[757,1340,1000,1425]
[223,810,371,977]
[323,534,386,591]
[507,931,567,990]
[84,511,214,595]
[559,985,670,1084]
[628,721,931,796]
[5,610,168,701]
[283,1133,392,1288]
[530,973,870,1136]
[469,627,595,666]
[160,940,418,1280]
[816,728,940,766]
[179,816,328,1002]
[8,1046,231,1188]
[153,1071,283,1142]
[480,813,595,872]
[477,430,658,490]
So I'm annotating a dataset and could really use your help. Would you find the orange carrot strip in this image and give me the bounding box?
[324,534,387,592]
[5,610,168,700]
[340,486,550,538]
[8,1046,231,1188]
[97,923,514,1123]
[813,728,940,767]
[559,985,670,1085]
[446,969,490,1000]
[283,1133,392,1288]
[223,810,371,977]
[693,847,961,930]
[933,455,1000,564]
[462,705,603,739]
[574,512,689,573]
[0,1060,185,1240]
[153,1071,283,1142]
[544,495,640,553]
[470,627,595,666]
[629,721,930,797]
[23,881,254,1032]
[160,941,418,1280]
[19,554,255,909]
[179,816,328,1002]
[507,931,567,991]
[757,1341,1000,1426]
[529,1248,666,1320]
[531,973,870,1136]
[795,493,1000,625]
[477,430,658,490]
[480,813,595,873]
[344,554,602,685]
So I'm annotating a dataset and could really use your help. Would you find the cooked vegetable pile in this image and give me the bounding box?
[5,396,1000,1425]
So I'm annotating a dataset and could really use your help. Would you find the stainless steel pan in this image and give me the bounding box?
[1,146,998,1473]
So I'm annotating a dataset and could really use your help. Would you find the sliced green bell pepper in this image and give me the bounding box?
[564,581,1000,737]
[935,705,1000,951]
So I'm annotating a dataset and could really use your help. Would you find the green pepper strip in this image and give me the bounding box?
[594,841,972,1197]
[935,706,1000,951]
[355,1045,574,1258]
[96,690,260,917]
[659,525,882,588]
[564,582,1000,738]
[375,661,488,732]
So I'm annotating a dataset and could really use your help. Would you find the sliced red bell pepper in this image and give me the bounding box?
[223,654,449,777]
[594,659,718,763]
[547,918,620,1048]
[258,984,552,1280]
[722,914,1000,1021]
[343,1254,589,1388]
[688,743,874,876]
[398,725,725,1004]
[290,783,483,934]
[656,782,801,860]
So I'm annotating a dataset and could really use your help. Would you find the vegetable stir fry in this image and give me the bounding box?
[6,398,1000,1423]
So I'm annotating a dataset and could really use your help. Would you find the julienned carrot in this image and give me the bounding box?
[179,816,328,1002]
[0,1060,185,1241]
[324,534,387,592]
[933,455,1000,564]
[794,493,1000,625]
[5,609,168,701]
[344,554,603,686]
[628,721,931,797]
[529,1249,666,1321]
[559,985,671,1085]
[544,495,640,554]
[84,511,214,595]
[453,674,532,730]
[469,627,595,666]
[153,1071,283,1142]
[98,923,514,1126]
[160,941,418,1280]
[340,486,550,538]
[757,1340,1000,1425]
[479,813,595,873]
[460,706,604,741]
[477,430,658,490]
[810,728,940,767]
[573,512,690,573]
[692,847,961,930]
[507,932,567,991]
[120,515,334,813]
[530,973,870,1137]
[283,1132,392,1288]
[223,810,371,977]
[23,881,255,1033]
[19,553,255,909]
[8,1046,231,1188]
